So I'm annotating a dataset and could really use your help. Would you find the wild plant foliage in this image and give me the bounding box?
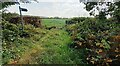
[66,17,120,65]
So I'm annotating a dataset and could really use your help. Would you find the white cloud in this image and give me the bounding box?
[6,2,90,18]
[37,0,79,2]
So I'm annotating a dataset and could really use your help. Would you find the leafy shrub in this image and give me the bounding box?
[66,17,120,65]
[2,12,19,21]
[1,20,32,64]
[1,20,19,41]
[9,16,42,27]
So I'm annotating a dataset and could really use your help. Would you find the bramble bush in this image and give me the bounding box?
[66,17,120,65]
[1,20,32,64]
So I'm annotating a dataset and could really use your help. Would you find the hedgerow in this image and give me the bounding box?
[66,17,120,65]
[1,20,32,64]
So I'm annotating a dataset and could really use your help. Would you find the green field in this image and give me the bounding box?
[42,19,67,28]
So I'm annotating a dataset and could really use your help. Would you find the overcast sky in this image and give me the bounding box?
[6,0,90,18]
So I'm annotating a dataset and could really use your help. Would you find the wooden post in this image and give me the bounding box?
[19,6,24,31]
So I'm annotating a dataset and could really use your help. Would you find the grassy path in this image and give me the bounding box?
[13,19,85,64]
[17,28,73,64]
